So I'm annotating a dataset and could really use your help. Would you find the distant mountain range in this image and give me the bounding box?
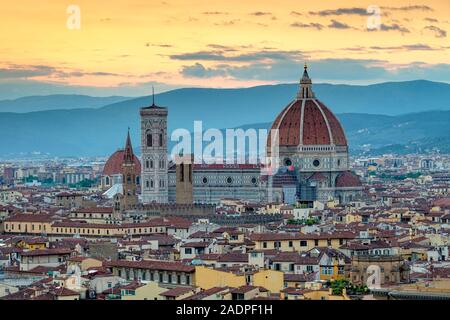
[0,95,130,113]
[0,80,449,157]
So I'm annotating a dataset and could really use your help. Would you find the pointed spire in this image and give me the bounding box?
[124,128,134,163]
[302,62,309,79]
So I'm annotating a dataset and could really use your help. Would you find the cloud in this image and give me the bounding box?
[290,11,302,16]
[368,23,410,33]
[290,22,324,30]
[423,25,447,38]
[146,43,173,48]
[328,20,352,29]
[206,44,238,52]
[180,63,226,78]
[178,55,450,84]
[202,11,228,15]
[170,50,305,63]
[381,5,433,12]
[249,12,271,16]
[0,64,126,82]
[214,19,240,26]
[309,5,433,17]
[424,17,438,23]
[369,44,437,51]
[0,65,56,79]
[309,7,367,16]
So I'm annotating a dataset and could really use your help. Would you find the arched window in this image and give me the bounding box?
[150,180,154,188]
[105,176,110,185]
[150,160,154,169]
[159,133,163,146]
[147,133,153,147]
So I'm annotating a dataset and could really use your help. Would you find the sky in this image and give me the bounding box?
[0,0,449,99]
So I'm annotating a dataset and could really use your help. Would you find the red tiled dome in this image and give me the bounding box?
[268,98,347,148]
[103,150,141,176]
[335,171,362,188]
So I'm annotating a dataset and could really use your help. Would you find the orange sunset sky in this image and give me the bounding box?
[0,0,449,98]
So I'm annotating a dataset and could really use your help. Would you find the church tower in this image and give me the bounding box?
[113,129,138,219]
[140,91,169,203]
[175,154,194,204]
[121,128,138,209]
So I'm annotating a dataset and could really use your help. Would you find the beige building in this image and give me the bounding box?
[55,192,84,208]
[249,231,355,252]
[350,255,410,286]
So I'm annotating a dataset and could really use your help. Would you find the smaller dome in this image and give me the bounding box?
[103,150,141,176]
[309,172,327,181]
[335,171,362,188]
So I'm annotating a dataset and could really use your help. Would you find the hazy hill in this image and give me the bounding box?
[0,95,130,113]
[0,80,449,157]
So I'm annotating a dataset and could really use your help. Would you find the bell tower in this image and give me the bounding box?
[121,128,138,210]
[140,89,169,203]
[113,129,138,219]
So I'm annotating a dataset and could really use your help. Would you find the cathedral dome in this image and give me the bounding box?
[335,171,362,188]
[103,150,141,176]
[268,65,347,149]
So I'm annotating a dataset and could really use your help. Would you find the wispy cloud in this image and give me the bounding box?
[368,23,410,34]
[328,20,352,29]
[309,7,367,16]
[179,57,450,84]
[0,64,124,81]
[249,12,271,16]
[381,5,433,12]
[181,63,226,78]
[214,19,240,26]
[290,22,324,30]
[424,17,438,23]
[0,65,56,79]
[369,44,437,51]
[146,43,173,48]
[423,25,447,38]
[202,11,228,15]
[170,50,305,63]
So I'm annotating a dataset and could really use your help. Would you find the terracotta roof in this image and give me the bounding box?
[120,281,145,290]
[106,259,195,273]
[160,286,196,297]
[4,214,53,223]
[73,207,113,214]
[183,287,230,300]
[21,248,72,257]
[53,287,79,297]
[230,285,259,294]
[217,253,248,263]
[103,150,141,176]
[335,171,362,188]
[181,242,210,248]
